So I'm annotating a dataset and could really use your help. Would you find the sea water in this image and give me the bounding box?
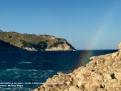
[0,50,117,91]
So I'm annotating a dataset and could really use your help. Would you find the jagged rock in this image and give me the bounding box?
[68,86,80,91]
[34,43,121,91]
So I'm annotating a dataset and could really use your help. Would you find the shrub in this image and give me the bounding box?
[34,41,48,51]
[22,41,33,48]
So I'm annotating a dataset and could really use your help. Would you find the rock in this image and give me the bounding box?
[23,47,37,51]
[68,86,80,91]
[34,42,121,91]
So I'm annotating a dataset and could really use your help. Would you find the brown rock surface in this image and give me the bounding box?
[34,44,121,91]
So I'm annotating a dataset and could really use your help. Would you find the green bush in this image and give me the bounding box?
[22,41,33,48]
[34,41,48,51]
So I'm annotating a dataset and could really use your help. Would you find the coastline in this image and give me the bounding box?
[34,43,121,91]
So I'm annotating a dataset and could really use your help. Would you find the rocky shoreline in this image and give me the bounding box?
[34,43,121,91]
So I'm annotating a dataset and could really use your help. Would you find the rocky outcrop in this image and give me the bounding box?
[34,43,121,91]
[0,31,75,51]
[45,41,75,51]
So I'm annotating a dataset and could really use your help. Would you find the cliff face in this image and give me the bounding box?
[0,32,75,51]
[34,43,121,91]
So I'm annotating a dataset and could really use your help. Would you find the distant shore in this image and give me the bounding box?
[0,31,75,51]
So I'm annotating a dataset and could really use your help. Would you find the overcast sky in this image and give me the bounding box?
[0,0,121,49]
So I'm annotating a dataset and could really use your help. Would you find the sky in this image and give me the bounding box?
[0,0,121,49]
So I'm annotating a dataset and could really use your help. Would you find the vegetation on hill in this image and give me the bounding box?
[0,31,75,51]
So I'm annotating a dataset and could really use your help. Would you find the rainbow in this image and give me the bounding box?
[78,2,118,65]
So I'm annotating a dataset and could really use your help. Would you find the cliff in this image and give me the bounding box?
[34,43,121,91]
[0,31,75,51]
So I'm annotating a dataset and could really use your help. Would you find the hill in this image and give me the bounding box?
[0,31,75,51]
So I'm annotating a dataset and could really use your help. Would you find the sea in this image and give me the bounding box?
[0,50,117,91]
